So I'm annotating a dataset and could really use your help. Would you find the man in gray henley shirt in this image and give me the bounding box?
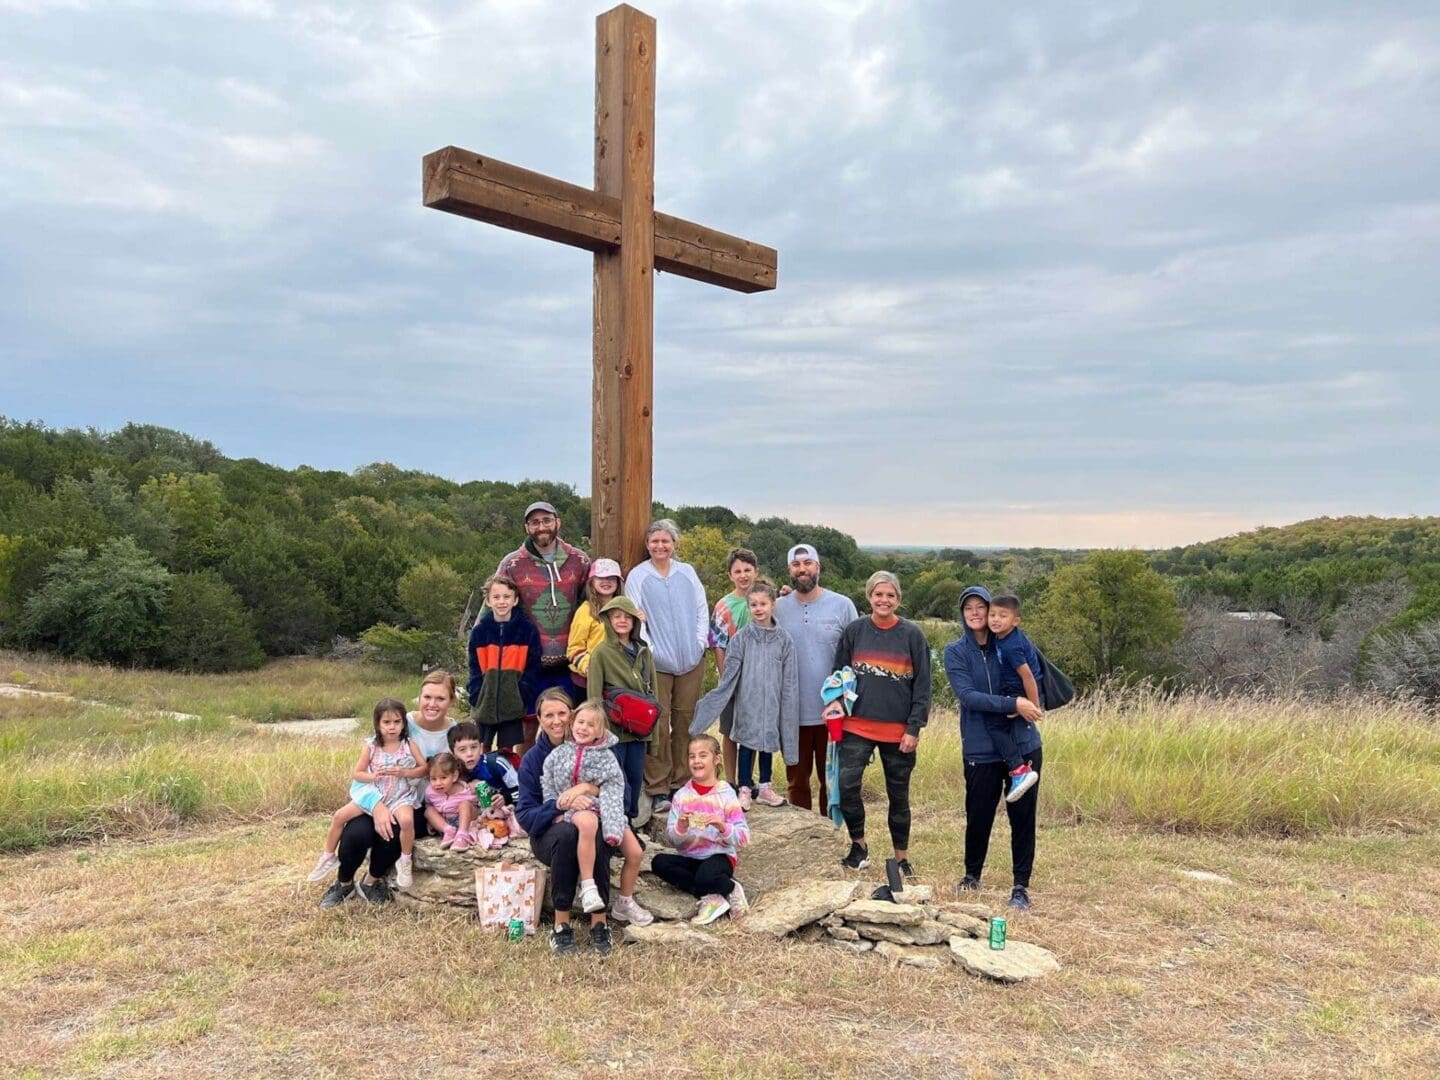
[774,543,858,812]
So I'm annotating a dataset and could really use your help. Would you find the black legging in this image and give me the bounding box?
[837,732,916,848]
[337,813,400,883]
[964,746,1043,888]
[651,852,734,899]
[529,821,614,912]
[336,811,431,884]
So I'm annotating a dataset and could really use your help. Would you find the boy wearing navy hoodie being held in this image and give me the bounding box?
[986,593,1043,803]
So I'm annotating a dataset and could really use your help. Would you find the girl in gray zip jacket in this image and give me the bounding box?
[691,583,801,780]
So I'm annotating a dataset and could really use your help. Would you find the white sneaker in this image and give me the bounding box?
[755,783,786,807]
[738,786,752,811]
[307,851,339,883]
[578,879,605,913]
[612,893,654,926]
[728,880,749,917]
[692,894,731,926]
[395,854,413,889]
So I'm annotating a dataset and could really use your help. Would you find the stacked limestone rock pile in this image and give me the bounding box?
[400,802,847,917]
[743,880,1061,983]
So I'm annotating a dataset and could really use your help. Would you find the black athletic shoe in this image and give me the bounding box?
[587,923,614,955]
[953,875,981,894]
[840,841,870,871]
[356,878,393,904]
[1008,885,1032,912]
[549,924,578,956]
[895,858,916,881]
[319,880,356,909]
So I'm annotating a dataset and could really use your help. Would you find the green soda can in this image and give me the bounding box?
[476,781,492,805]
[989,916,1007,950]
[507,917,525,942]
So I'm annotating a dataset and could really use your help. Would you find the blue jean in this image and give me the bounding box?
[612,739,647,820]
[736,745,772,791]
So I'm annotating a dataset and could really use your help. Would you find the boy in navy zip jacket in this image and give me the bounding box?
[466,574,543,759]
[983,592,1043,802]
[942,585,1046,911]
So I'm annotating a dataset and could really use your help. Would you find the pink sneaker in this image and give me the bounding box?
[451,828,474,851]
[439,825,458,848]
[755,783,786,807]
[738,786,752,811]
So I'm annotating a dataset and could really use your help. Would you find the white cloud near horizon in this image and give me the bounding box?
[1,1,1438,547]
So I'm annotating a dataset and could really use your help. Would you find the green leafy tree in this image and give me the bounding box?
[155,571,265,672]
[1028,550,1182,682]
[397,558,468,634]
[19,537,171,663]
[0,533,21,624]
[677,524,736,601]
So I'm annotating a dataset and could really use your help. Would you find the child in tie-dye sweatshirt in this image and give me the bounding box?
[653,734,751,925]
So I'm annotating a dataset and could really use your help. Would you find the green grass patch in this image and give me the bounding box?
[0,650,416,723]
[6,656,1440,852]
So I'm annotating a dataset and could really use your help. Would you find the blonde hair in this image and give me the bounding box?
[419,668,457,703]
[865,570,902,599]
[535,686,575,716]
[572,700,608,738]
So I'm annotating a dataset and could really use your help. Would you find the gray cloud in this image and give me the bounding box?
[2,0,1437,545]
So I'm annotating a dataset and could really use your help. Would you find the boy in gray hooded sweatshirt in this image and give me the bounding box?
[691,581,800,808]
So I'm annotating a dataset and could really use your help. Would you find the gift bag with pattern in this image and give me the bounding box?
[475,861,547,935]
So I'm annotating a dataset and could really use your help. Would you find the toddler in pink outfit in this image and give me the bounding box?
[422,754,479,850]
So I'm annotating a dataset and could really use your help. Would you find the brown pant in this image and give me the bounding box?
[646,661,704,795]
[786,724,829,812]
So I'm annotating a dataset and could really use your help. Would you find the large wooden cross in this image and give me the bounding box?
[422,4,778,565]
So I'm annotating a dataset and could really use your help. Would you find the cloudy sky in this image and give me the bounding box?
[3,1,1437,547]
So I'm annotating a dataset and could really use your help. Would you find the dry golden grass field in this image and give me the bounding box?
[2,655,1438,1078]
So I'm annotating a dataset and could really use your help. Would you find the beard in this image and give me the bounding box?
[791,571,818,594]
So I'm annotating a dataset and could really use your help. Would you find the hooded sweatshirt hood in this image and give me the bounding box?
[957,585,993,613]
[600,595,642,620]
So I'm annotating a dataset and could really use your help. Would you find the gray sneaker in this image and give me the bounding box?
[319,880,356,908]
[356,878,393,904]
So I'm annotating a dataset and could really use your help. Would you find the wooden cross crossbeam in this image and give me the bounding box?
[423,151,776,293]
[422,4,778,564]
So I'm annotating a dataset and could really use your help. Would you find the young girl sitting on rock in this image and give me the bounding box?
[422,752,479,850]
[691,580,800,810]
[308,698,427,884]
[655,734,751,925]
[540,700,652,925]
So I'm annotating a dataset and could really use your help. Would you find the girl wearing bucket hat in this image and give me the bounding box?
[942,586,1046,911]
[566,557,624,694]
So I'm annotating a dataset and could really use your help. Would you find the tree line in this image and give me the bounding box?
[2,419,1436,701]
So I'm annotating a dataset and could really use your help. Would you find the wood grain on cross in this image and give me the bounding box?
[422,4,778,564]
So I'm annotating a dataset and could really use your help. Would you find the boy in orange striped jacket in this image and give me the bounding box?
[466,574,542,759]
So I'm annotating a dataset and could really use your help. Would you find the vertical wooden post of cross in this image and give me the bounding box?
[593,5,655,567]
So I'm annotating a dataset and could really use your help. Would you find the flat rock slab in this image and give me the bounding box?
[949,938,1061,983]
[262,718,360,737]
[824,936,874,955]
[855,919,951,946]
[0,684,198,721]
[622,923,720,950]
[835,899,926,926]
[936,911,988,938]
[875,941,947,970]
[744,880,866,938]
[1180,869,1235,885]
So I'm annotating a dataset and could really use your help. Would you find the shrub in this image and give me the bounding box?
[19,538,170,663]
[360,623,465,674]
[397,558,468,634]
[1365,620,1440,703]
[155,571,265,673]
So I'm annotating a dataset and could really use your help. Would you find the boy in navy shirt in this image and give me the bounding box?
[987,593,1043,803]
